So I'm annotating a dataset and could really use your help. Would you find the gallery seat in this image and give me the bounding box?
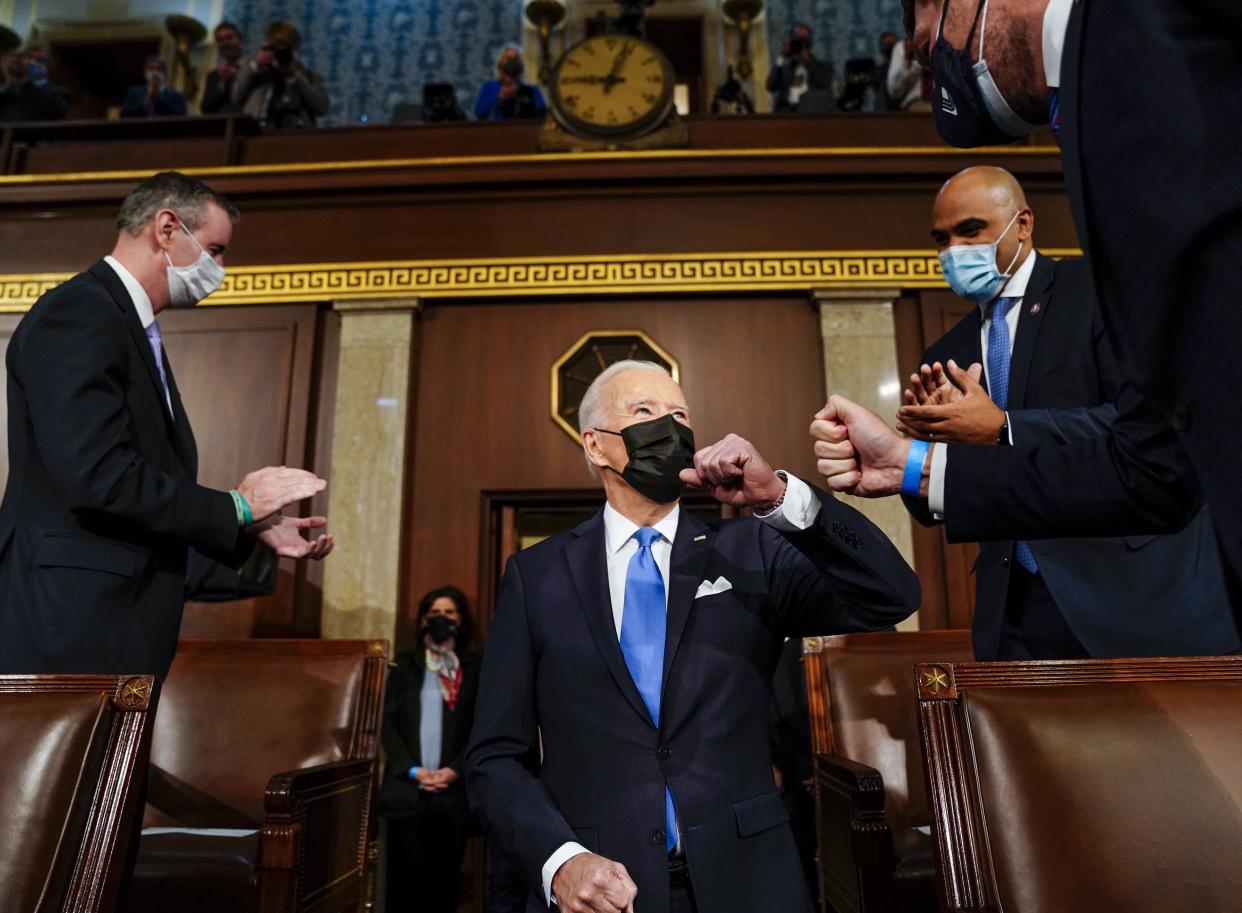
[0,673,159,913]
[125,639,388,913]
[916,655,1242,913]
[803,630,974,913]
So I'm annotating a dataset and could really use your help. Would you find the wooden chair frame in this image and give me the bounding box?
[165,639,388,913]
[803,631,973,913]
[0,674,158,913]
[915,656,1242,913]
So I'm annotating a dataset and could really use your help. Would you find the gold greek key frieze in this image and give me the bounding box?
[0,249,1081,311]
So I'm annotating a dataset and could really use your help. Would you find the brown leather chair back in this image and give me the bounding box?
[804,631,973,832]
[917,656,1242,913]
[0,674,157,913]
[144,639,386,828]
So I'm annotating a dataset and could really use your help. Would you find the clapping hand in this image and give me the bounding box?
[897,359,1004,445]
[236,466,326,523]
[680,433,786,510]
[249,513,333,560]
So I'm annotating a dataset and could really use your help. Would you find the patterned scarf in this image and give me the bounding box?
[424,642,462,710]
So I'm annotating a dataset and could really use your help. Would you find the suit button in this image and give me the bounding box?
[652,829,666,845]
[1002,556,1010,565]
[832,521,842,533]
[657,746,672,760]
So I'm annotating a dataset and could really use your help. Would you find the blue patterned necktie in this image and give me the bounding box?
[144,320,171,407]
[1048,88,1062,141]
[619,527,678,853]
[987,297,1039,574]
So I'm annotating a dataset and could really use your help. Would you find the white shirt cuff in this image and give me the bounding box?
[928,443,947,519]
[543,842,590,906]
[756,472,820,531]
[1005,412,1015,446]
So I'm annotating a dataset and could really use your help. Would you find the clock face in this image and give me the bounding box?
[551,331,680,443]
[549,34,675,139]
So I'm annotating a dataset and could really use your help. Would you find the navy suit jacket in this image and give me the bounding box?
[0,261,244,676]
[906,254,1236,659]
[466,487,919,913]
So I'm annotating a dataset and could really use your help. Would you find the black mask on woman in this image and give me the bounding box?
[424,615,459,645]
[594,414,695,504]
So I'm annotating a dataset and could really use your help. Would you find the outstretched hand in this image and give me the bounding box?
[904,360,965,407]
[811,395,912,498]
[897,359,1003,445]
[679,433,786,510]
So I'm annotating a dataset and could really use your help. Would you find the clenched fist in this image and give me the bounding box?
[811,396,928,498]
[679,433,786,510]
[552,853,638,913]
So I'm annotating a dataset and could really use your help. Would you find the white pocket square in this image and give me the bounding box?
[694,576,733,599]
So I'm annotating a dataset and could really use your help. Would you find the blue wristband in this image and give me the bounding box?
[408,766,421,780]
[901,439,930,497]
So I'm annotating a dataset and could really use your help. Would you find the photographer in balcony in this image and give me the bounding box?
[473,44,546,121]
[201,21,246,115]
[232,20,329,129]
[0,46,70,122]
[121,56,187,118]
[766,23,833,113]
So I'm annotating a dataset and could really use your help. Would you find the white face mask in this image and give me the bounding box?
[164,220,225,308]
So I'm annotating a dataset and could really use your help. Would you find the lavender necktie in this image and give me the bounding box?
[144,320,170,402]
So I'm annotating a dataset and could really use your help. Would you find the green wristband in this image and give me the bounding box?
[229,490,254,527]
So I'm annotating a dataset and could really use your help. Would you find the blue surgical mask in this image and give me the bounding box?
[938,209,1023,303]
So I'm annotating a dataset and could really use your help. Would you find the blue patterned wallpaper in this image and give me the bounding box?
[764,0,906,87]
[219,0,904,125]
[222,0,525,125]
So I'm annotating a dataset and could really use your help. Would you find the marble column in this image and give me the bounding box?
[321,298,420,642]
[814,288,919,630]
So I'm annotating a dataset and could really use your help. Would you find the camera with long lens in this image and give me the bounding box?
[263,41,294,70]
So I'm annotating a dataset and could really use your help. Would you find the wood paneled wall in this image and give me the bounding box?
[0,302,331,638]
[401,294,828,650]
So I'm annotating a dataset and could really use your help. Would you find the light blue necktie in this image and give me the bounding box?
[987,297,1039,574]
[619,527,678,853]
[144,320,170,401]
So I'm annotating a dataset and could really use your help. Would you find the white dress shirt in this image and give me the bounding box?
[1042,0,1074,89]
[541,474,820,904]
[928,248,1034,517]
[102,255,172,415]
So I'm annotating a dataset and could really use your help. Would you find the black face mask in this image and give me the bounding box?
[424,615,459,645]
[930,0,1039,148]
[500,57,524,79]
[595,414,695,504]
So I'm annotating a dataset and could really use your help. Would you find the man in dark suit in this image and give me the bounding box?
[467,361,920,913]
[200,21,246,115]
[0,171,333,677]
[898,166,1235,659]
[889,0,1242,601]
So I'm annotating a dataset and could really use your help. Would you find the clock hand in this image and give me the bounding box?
[561,74,627,86]
[603,41,634,94]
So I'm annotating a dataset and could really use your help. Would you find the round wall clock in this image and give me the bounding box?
[547,34,675,140]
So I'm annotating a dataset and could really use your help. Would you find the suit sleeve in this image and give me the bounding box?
[762,485,920,636]
[1007,401,1118,445]
[466,556,578,895]
[12,297,241,555]
[944,386,1202,541]
[182,543,275,602]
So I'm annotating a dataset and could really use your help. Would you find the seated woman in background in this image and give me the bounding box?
[474,44,547,121]
[380,585,481,913]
